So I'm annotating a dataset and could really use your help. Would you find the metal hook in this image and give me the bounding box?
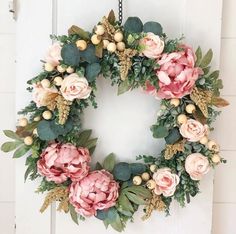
[118,0,123,24]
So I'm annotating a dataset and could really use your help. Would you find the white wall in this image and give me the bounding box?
[212,0,236,233]
[0,0,16,233]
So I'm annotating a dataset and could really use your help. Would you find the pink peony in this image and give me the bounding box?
[185,153,210,180]
[146,45,202,99]
[60,73,92,101]
[180,119,208,142]
[69,170,119,217]
[153,168,180,197]
[32,82,58,107]
[139,32,165,59]
[37,143,91,183]
[45,42,62,66]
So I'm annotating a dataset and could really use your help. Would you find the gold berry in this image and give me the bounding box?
[24,136,33,146]
[170,98,180,107]
[33,128,38,135]
[114,32,124,42]
[41,79,51,88]
[33,116,41,122]
[66,66,74,74]
[200,136,208,145]
[95,25,105,35]
[132,176,142,185]
[54,76,63,86]
[146,179,156,190]
[107,42,116,53]
[212,154,221,164]
[103,40,110,49]
[18,118,28,127]
[57,65,66,73]
[117,42,125,51]
[185,104,196,114]
[207,140,220,152]
[141,172,150,181]
[177,114,188,124]
[44,63,54,72]
[42,110,52,120]
[76,40,87,51]
[91,34,101,45]
[150,164,157,173]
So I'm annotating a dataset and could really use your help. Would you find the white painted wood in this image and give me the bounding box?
[54,1,222,234]
[15,1,53,234]
[0,202,15,234]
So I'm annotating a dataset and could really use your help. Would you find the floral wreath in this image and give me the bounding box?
[1,10,229,232]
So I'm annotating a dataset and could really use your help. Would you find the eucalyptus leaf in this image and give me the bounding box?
[143,21,163,35]
[113,162,131,181]
[13,145,30,158]
[85,63,101,82]
[96,209,108,220]
[164,127,182,144]
[80,44,98,63]
[151,125,169,138]
[129,163,146,175]
[124,17,143,33]
[1,141,22,152]
[103,153,116,172]
[61,43,80,66]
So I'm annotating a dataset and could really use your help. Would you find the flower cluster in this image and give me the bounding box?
[1,10,228,232]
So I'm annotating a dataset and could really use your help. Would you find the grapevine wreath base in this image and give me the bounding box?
[1,10,229,232]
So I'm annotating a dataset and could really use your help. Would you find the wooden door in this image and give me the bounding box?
[15,0,223,233]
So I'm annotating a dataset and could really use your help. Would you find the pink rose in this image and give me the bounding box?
[146,45,202,99]
[45,42,62,66]
[37,143,91,183]
[60,73,92,101]
[180,119,208,142]
[69,170,119,217]
[185,153,210,180]
[153,168,180,197]
[32,83,58,107]
[139,32,164,59]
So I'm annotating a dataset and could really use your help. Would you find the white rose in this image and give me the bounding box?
[153,168,180,197]
[139,32,164,59]
[180,119,208,142]
[60,73,92,101]
[185,153,210,180]
[45,42,62,66]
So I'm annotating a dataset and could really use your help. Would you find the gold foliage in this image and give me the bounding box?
[164,140,186,160]
[190,86,213,118]
[40,187,69,213]
[115,49,137,81]
[212,96,229,108]
[101,16,116,40]
[142,192,166,220]
[56,95,72,125]
[45,93,59,111]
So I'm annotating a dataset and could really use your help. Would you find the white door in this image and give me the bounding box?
[15,0,223,234]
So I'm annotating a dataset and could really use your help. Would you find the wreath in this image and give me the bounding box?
[1,10,229,232]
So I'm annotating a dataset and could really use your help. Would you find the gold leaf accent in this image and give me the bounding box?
[164,140,186,160]
[56,95,72,125]
[115,49,137,81]
[142,192,166,220]
[190,86,213,118]
[212,96,229,108]
[40,187,69,213]
[45,93,59,111]
[101,16,116,40]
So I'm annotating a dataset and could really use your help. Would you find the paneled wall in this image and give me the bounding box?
[0,0,16,233]
[212,0,236,233]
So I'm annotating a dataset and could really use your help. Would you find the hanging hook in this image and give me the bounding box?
[118,0,123,24]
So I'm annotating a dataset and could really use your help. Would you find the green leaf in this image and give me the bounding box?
[85,63,101,82]
[61,43,80,66]
[118,194,134,212]
[77,129,92,146]
[200,49,213,68]
[95,162,103,170]
[124,17,143,33]
[110,214,124,232]
[208,70,219,79]
[125,192,147,205]
[107,207,118,222]
[124,185,152,198]
[103,153,116,172]
[80,44,99,63]
[151,125,169,138]
[68,25,90,40]
[69,204,78,225]
[164,127,182,144]
[1,141,22,152]
[195,46,202,66]
[3,130,22,141]
[117,79,131,95]
[84,138,97,151]
[96,209,108,220]
[143,21,163,36]
[13,145,30,158]
[129,163,146,175]
[113,162,131,181]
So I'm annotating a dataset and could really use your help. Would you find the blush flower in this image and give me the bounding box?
[146,45,202,99]
[153,168,180,197]
[69,170,119,217]
[60,73,92,101]
[45,42,62,66]
[139,32,165,59]
[180,119,208,142]
[37,143,91,183]
[185,153,210,180]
